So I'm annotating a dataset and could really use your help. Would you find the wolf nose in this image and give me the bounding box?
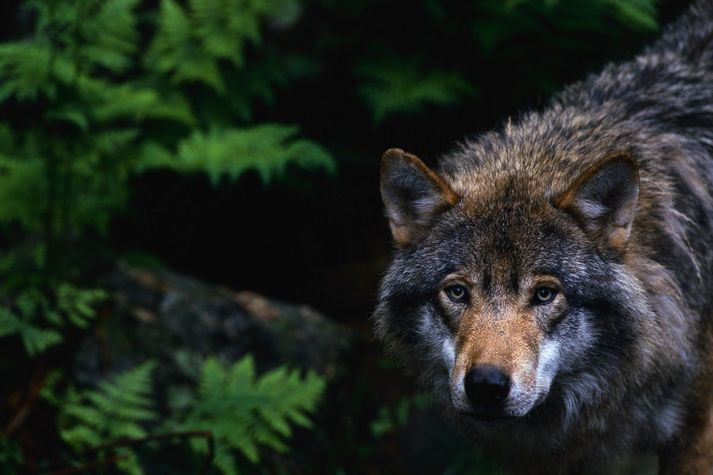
[464,365,511,412]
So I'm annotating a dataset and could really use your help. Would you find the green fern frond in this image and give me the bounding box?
[0,436,22,471]
[357,61,475,123]
[147,0,225,91]
[473,0,658,51]
[56,284,107,329]
[0,41,54,101]
[18,323,64,355]
[151,125,335,185]
[166,355,326,474]
[0,154,46,229]
[90,83,196,125]
[190,0,259,65]
[0,285,106,356]
[78,0,141,73]
[603,0,657,31]
[212,446,238,475]
[147,0,295,92]
[58,361,157,475]
[0,305,63,356]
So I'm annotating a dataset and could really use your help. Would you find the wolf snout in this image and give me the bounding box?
[464,365,511,415]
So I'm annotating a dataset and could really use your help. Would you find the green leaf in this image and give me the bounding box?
[79,0,141,73]
[606,0,658,31]
[165,355,326,473]
[0,41,55,101]
[56,362,157,475]
[146,0,225,91]
[145,125,335,185]
[357,61,475,123]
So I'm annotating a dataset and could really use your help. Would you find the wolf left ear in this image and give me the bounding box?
[555,154,639,254]
[380,148,459,247]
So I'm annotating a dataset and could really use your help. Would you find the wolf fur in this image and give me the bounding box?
[374,1,713,473]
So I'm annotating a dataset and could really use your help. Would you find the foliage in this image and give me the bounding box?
[357,61,475,124]
[348,0,659,122]
[472,0,657,52]
[370,392,432,439]
[141,125,335,184]
[0,285,106,356]
[41,355,325,475]
[0,437,22,474]
[52,362,157,475]
[165,355,326,475]
[0,0,334,288]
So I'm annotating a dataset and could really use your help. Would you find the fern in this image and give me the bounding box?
[0,307,62,356]
[166,355,326,475]
[603,0,658,31]
[76,0,141,73]
[0,134,47,229]
[146,0,287,91]
[142,125,335,184]
[0,41,55,101]
[58,361,157,475]
[473,0,658,51]
[0,437,22,474]
[0,285,106,356]
[147,0,225,91]
[0,0,333,271]
[56,284,108,328]
[357,61,475,123]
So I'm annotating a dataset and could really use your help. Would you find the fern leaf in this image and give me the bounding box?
[62,405,105,428]
[358,61,474,123]
[82,0,140,72]
[0,153,47,229]
[0,308,20,337]
[147,0,225,91]
[164,125,334,185]
[57,360,157,474]
[19,323,62,356]
[166,355,326,472]
[605,0,658,31]
[0,41,54,101]
[228,353,256,389]
[198,356,227,399]
[60,425,102,448]
[213,446,238,475]
[116,452,144,475]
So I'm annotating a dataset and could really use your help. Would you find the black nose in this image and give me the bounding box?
[464,365,511,412]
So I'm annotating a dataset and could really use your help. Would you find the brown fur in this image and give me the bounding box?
[374,2,713,472]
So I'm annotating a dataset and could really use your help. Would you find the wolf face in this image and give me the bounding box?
[374,148,672,433]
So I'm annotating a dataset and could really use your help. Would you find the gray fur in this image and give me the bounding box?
[374,1,713,473]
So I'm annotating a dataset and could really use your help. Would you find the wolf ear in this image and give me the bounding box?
[380,148,459,247]
[555,154,639,254]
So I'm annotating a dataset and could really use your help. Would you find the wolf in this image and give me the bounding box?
[373,1,713,473]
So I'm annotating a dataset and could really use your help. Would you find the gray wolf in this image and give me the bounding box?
[373,1,713,473]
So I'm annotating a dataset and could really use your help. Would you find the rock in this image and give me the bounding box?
[74,263,354,389]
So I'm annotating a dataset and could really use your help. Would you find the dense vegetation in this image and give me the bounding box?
[0,0,682,473]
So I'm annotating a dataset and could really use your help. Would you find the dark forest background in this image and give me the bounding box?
[0,0,692,473]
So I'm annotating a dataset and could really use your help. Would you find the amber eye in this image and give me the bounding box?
[533,286,557,305]
[444,284,469,303]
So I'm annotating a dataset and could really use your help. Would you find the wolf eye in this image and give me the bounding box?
[533,286,557,305]
[444,284,469,303]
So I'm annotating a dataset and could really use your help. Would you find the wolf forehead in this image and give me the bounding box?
[378,144,641,304]
[385,192,590,297]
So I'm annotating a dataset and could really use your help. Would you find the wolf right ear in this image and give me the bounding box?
[380,148,459,247]
[555,154,639,255]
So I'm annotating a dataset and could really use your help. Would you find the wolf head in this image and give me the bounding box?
[374,147,649,426]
